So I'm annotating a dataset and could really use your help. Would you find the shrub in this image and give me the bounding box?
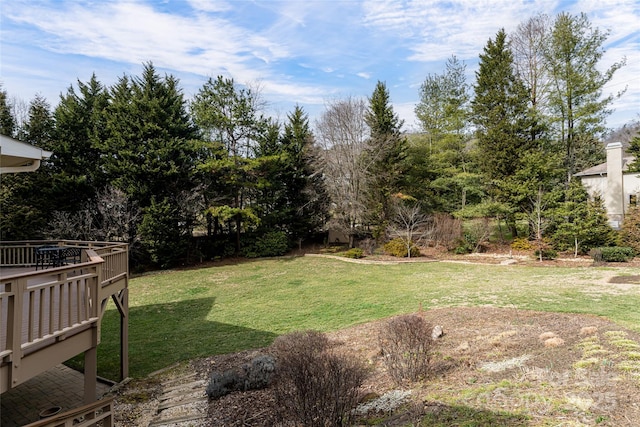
[384,238,420,258]
[379,314,434,384]
[431,213,462,250]
[238,354,276,391]
[534,248,557,260]
[358,238,377,255]
[454,237,473,254]
[206,370,239,399]
[511,237,533,251]
[343,248,364,259]
[271,330,368,427]
[621,205,640,255]
[205,354,276,399]
[243,231,290,258]
[591,247,635,263]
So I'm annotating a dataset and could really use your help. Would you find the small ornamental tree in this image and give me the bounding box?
[386,198,428,258]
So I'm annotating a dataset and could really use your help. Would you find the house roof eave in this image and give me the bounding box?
[0,134,53,173]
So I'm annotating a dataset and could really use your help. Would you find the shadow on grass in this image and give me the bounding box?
[417,402,530,426]
[77,297,278,380]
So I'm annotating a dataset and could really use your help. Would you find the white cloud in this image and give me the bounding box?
[186,0,232,13]
[1,0,638,129]
[3,1,288,85]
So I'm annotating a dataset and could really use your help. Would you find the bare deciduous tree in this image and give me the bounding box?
[387,201,430,258]
[526,187,552,261]
[316,97,372,247]
[46,210,95,240]
[511,13,552,116]
[95,186,140,243]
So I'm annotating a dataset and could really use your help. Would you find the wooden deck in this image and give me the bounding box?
[0,241,129,406]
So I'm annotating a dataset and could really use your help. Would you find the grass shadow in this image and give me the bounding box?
[74,297,278,380]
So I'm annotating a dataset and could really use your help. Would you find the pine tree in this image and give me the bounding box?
[552,182,618,255]
[364,81,407,239]
[279,106,328,244]
[544,12,625,183]
[0,95,56,238]
[472,29,531,181]
[415,56,477,212]
[191,76,267,252]
[52,74,110,211]
[471,29,533,236]
[0,87,16,137]
[100,63,199,267]
[102,63,197,207]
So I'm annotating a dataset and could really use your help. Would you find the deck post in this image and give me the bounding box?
[83,344,98,404]
[120,287,129,379]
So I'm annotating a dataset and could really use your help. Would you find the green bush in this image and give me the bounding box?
[591,247,635,263]
[454,244,472,254]
[343,248,364,259]
[534,248,557,260]
[384,238,420,258]
[243,231,290,258]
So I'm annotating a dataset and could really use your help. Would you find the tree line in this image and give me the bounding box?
[1,11,638,268]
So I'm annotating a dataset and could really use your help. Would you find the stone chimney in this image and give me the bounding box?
[605,142,624,228]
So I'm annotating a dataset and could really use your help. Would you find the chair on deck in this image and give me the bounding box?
[35,246,63,270]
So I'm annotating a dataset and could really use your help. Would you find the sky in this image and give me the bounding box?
[1,0,638,132]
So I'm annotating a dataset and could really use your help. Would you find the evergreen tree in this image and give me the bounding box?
[364,81,407,238]
[0,87,16,137]
[100,63,199,267]
[51,75,110,212]
[544,12,625,183]
[191,76,267,252]
[552,182,618,255]
[471,29,532,235]
[415,56,478,212]
[18,94,55,148]
[471,29,531,181]
[628,133,640,172]
[279,106,328,244]
[0,95,56,238]
[416,55,469,139]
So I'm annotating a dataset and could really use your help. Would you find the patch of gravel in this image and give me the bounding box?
[480,355,532,372]
[353,390,412,416]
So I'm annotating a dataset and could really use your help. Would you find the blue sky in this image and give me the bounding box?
[1,0,638,132]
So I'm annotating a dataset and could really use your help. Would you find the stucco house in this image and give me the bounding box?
[575,142,640,228]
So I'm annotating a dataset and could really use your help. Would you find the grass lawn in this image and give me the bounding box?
[94,256,640,380]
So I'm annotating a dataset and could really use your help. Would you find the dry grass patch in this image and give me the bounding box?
[111,307,640,426]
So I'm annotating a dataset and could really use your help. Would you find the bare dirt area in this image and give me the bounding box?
[111,251,640,426]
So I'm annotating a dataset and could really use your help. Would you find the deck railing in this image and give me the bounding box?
[22,397,114,427]
[0,240,128,395]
